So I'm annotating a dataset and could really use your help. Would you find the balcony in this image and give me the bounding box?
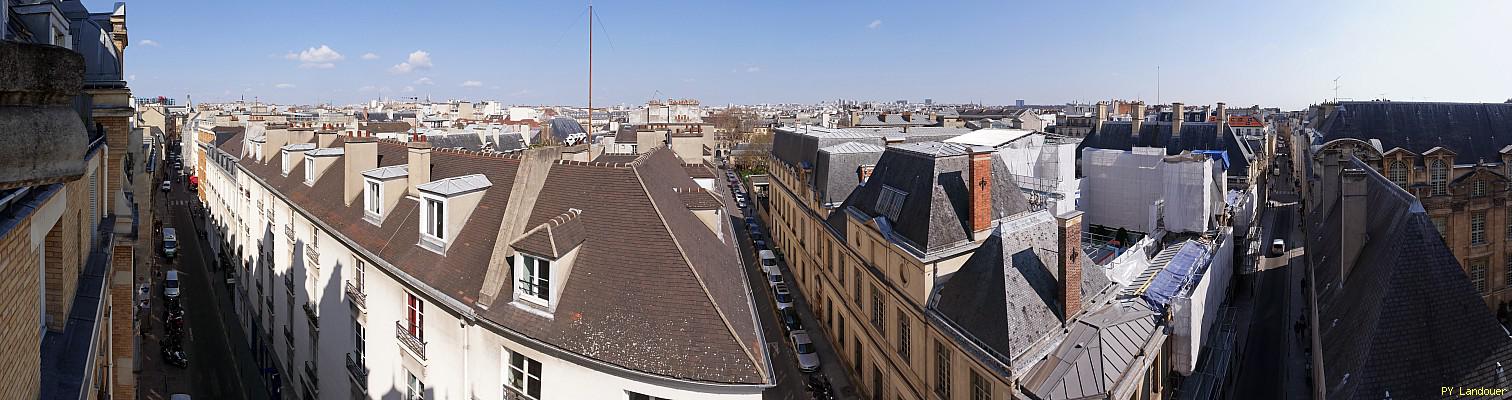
[306,243,320,266]
[266,207,275,220]
[345,281,366,310]
[284,273,294,293]
[256,200,264,211]
[345,353,369,386]
[302,302,319,330]
[395,321,427,360]
[503,385,530,400]
[284,224,295,243]
[304,361,320,396]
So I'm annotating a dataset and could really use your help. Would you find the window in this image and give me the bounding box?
[870,284,885,332]
[353,318,365,365]
[1474,179,1488,197]
[1430,160,1448,196]
[365,180,382,214]
[406,371,425,400]
[1388,161,1407,186]
[853,268,863,306]
[508,351,543,400]
[282,152,290,174]
[897,310,911,363]
[354,259,366,290]
[1470,258,1487,294]
[423,198,445,240]
[1472,212,1487,245]
[518,255,552,305]
[872,365,884,400]
[304,157,315,184]
[970,370,991,400]
[627,393,668,400]
[935,340,952,400]
[853,338,863,372]
[875,185,907,221]
[406,293,425,341]
[1433,217,1448,239]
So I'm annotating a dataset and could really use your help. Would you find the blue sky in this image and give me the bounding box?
[100,0,1512,109]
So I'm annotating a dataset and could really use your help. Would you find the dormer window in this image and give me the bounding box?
[281,151,291,175]
[304,156,316,184]
[365,180,382,215]
[423,198,445,240]
[415,174,492,253]
[516,254,551,305]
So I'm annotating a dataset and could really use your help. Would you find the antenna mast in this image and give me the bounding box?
[587,4,593,132]
[1333,75,1341,102]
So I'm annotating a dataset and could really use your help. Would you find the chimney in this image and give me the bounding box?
[1094,101,1108,133]
[317,126,337,148]
[1340,167,1367,284]
[969,146,995,239]
[344,130,377,206]
[264,125,289,163]
[1056,210,1084,320]
[407,134,432,197]
[1216,102,1229,132]
[1171,102,1185,140]
[1131,101,1146,134]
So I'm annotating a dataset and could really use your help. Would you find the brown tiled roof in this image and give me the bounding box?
[591,153,641,164]
[676,188,723,210]
[232,138,766,384]
[510,209,586,259]
[682,163,716,179]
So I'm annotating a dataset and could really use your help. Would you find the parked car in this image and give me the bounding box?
[780,307,803,332]
[162,228,178,258]
[758,250,779,275]
[753,239,767,250]
[1271,239,1286,256]
[767,271,784,290]
[164,270,181,298]
[790,331,821,372]
[744,216,756,225]
[160,180,171,192]
[750,230,763,241]
[773,283,794,310]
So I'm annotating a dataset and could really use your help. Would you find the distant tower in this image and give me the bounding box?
[1015,99,1026,107]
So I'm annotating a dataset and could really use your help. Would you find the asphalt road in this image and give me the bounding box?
[1232,161,1303,400]
[164,182,269,399]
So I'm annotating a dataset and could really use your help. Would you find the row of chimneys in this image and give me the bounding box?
[259,125,433,206]
[1095,101,1229,139]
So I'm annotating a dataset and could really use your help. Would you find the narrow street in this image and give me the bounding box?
[137,173,269,399]
[1231,153,1308,400]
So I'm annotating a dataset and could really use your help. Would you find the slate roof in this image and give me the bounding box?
[1306,156,1512,399]
[837,142,1032,256]
[361,121,413,134]
[228,139,767,384]
[1022,301,1161,400]
[492,133,526,152]
[415,174,492,196]
[426,133,485,151]
[930,211,1115,372]
[1080,121,1253,177]
[818,141,885,155]
[1315,102,1512,164]
[361,165,408,180]
[211,126,244,146]
[676,188,723,210]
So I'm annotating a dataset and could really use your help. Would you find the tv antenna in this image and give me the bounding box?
[1332,75,1342,102]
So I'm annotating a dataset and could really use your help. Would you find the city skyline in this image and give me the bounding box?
[106,0,1512,109]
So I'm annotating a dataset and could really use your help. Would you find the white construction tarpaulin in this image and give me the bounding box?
[1081,148,1221,234]
[1170,228,1235,376]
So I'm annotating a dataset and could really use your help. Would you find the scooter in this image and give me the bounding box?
[164,349,189,368]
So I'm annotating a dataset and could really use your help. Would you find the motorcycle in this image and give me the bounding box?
[163,349,189,368]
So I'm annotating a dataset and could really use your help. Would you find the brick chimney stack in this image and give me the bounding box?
[407,137,432,196]
[1216,102,1229,133]
[1094,101,1108,133]
[1340,167,1368,284]
[1131,101,1146,134]
[1056,210,1084,320]
[344,129,377,206]
[1171,102,1185,141]
[969,146,995,239]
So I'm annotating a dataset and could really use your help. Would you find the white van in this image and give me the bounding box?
[164,270,181,298]
[759,250,779,275]
[162,228,178,258]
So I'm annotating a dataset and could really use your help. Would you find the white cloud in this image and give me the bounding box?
[746,66,761,73]
[274,83,296,89]
[360,52,379,60]
[389,50,433,74]
[867,19,882,29]
[285,45,344,68]
[401,86,415,93]
[413,77,434,85]
[460,80,483,88]
[139,39,159,47]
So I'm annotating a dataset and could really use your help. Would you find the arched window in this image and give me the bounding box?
[1430,159,1448,196]
[1389,161,1408,187]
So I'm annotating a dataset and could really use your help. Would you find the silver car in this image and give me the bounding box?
[790,331,820,372]
[773,283,794,310]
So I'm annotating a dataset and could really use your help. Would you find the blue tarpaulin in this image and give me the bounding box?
[1141,241,1211,309]
[1193,150,1229,171]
